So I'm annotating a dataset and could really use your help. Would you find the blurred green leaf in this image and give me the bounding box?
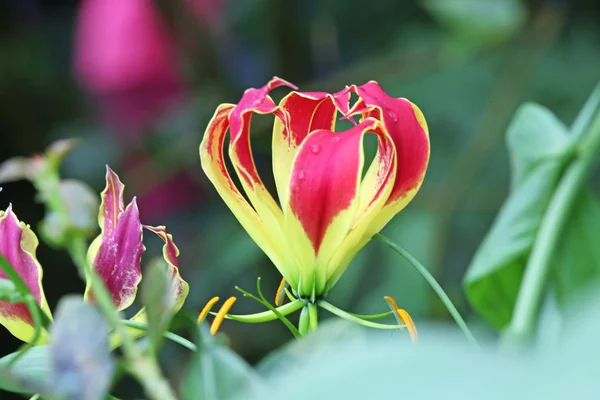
[242,292,600,400]
[422,0,526,43]
[464,100,600,331]
[551,190,600,307]
[181,324,264,400]
[39,179,99,247]
[50,296,114,400]
[0,346,50,394]
[141,258,177,352]
[464,104,574,330]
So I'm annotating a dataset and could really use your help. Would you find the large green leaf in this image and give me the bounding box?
[181,324,264,400]
[0,345,50,394]
[463,104,575,330]
[551,190,600,308]
[241,295,600,400]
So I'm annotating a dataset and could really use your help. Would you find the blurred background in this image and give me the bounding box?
[1,0,599,397]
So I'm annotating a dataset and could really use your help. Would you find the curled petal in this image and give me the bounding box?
[227,78,297,266]
[284,118,381,296]
[98,166,125,237]
[200,104,297,286]
[144,225,189,311]
[0,206,51,342]
[272,88,351,207]
[351,81,430,233]
[86,194,144,311]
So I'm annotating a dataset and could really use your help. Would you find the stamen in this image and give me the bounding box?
[275,278,287,306]
[210,296,237,335]
[384,296,418,343]
[197,296,220,324]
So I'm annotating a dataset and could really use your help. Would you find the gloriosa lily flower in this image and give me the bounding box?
[0,167,188,343]
[199,77,429,337]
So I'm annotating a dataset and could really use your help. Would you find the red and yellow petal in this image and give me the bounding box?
[227,78,297,255]
[199,103,298,286]
[0,206,51,343]
[325,123,399,291]
[351,81,430,234]
[86,198,144,310]
[272,88,351,207]
[284,118,380,296]
[143,225,189,311]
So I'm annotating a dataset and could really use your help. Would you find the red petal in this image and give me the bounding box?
[288,118,379,253]
[88,198,144,310]
[352,82,429,206]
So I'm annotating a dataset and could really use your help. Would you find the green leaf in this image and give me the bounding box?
[0,346,50,394]
[422,0,526,43]
[241,295,600,400]
[552,190,600,308]
[463,104,573,330]
[181,323,264,400]
[49,296,115,400]
[140,258,176,352]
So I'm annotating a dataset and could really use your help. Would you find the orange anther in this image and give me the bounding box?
[210,296,237,335]
[384,296,418,343]
[197,296,220,324]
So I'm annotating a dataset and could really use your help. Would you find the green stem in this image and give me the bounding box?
[373,234,479,348]
[121,320,197,351]
[348,311,394,320]
[66,237,177,400]
[235,284,302,338]
[219,299,305,323]
[318,300,403,330]
[308,303,318,333]
[298,306,310,336]
[504,106,600,343]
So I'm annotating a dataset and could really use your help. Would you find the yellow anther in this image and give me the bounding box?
[197,296,220,324]
[210,296,237,335]
[384,296,418,343]
[275,278,287,306]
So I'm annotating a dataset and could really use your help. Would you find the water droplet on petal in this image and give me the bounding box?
[332,136,341,143]
[310,144,322,154]
[387,110,398,122]
[298,170,306,181]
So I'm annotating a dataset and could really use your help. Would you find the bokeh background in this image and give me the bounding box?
[1,0,599,397]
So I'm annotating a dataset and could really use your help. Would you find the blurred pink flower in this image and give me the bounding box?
[73,0,185,136]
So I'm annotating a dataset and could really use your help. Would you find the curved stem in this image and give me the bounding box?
[504,103,600,343]
[373,234,479,348]
[121,320,197,351]
[318,300,404,330]
[348,310,394,320]
[235,283,302,338]
[218,299,305,323]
